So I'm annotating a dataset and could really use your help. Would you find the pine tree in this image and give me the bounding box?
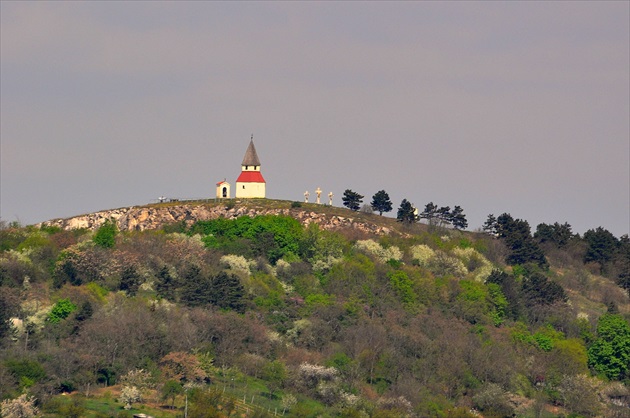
[496,213,548,268]
[156,266,177,302]
[370,190,393,215]
[483,214,498,235]
[210,272,245,313]
[180,265,212,307]
[397,199,417,225]
[420,202,438,226]
[450,206,468,230]
[120,266,141,296]
[342,189,364,212]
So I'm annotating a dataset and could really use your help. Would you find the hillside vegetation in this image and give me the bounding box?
[0,199,629,418]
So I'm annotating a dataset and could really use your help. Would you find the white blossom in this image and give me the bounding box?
[354,240,402,263]
[119,385,142,410]
[1,394,38,418]
[220,254,252,276]
[409,244,435,267]
[452,247,493,282]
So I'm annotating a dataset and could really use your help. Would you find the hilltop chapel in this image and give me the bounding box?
[217,138,266,199]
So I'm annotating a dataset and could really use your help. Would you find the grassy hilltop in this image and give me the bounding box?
[1,199,629,417]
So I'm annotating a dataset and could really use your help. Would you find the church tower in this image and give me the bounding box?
[235,137,266,198]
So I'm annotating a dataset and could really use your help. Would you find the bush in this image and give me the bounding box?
[472,383,515,417]
[48,298,77,323]
[93,220,117,248]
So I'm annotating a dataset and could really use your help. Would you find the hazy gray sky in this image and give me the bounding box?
[1,1,628,236]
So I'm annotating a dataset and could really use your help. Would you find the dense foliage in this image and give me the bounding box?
[0,205,628,417]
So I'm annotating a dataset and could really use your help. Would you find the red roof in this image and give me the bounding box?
[236,171,266,183]
[216,180,229,186]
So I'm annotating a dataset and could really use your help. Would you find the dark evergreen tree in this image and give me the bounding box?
[420,202,438,226]
[486,270,522,320]
[156,265,177,302]
[534,222,574,247]
[180,265,213,307]
[120,265,142,296]
[521,272,568,308]
[495,213,548,268]
[583,227,619,272]
[617,235,630,297]
[342,189,363,212]
[482,214,498,235]
[396,199,418,225]
[370,190,393,216]
[75,301,93,322]
[53,257,80,288]
[0,293,15,344]
[436,206,451,227]
[449,206,468,230]
[210,272,246,313]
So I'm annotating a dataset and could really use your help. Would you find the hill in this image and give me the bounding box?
[1,199,629,417]
[37,199,400,235]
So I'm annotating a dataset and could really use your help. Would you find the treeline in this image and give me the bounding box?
[482,213,630,296]
[0,208,629,417]
[341,189,468,230]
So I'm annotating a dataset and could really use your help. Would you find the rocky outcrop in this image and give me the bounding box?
[37,203,394,236]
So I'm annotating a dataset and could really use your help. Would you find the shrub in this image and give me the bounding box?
[388,270,416,306]
[354,240,402,263]
[220,254,252,277]
[410,244,435,267]
[48,298,77,323]
[93,220,117,248]
[472,383,515,417]
[429,251,468,278]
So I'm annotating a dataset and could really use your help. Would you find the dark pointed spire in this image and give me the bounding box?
[241,137,261,166]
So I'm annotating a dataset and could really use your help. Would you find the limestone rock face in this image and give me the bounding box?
[37,203,393,236]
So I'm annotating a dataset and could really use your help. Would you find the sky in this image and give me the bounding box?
[1,1,629,237]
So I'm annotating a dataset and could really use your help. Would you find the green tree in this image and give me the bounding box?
[262,360,287,398]
[396,199,417,225]
[342,189,363,211]
[93,219,117,248]
[486,269,522,320]
[48,298,77,323]
[161,379,184,409]
[387,270,416,306]
[370,190,393,216]
[587,313,630,380]
[193,215,303,263]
